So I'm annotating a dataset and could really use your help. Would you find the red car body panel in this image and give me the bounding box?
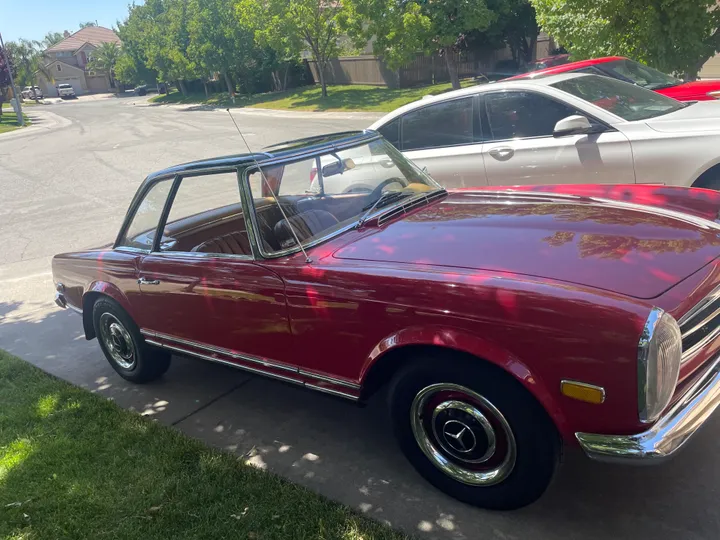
[509,56,720,102]
[52,183,720,445]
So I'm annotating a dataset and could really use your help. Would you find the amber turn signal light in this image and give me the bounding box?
[560,380,605,404]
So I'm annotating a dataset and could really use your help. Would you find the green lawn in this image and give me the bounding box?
[150,80,477,113]
[0,113,31,134]
[0,351,406,540]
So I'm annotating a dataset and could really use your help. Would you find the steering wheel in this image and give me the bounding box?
[368,177,409,201]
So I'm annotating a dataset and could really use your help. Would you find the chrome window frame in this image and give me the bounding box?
[114,166,257,261]
[239,134,444,260]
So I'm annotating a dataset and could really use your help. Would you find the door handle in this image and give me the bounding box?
[489,147,514,160]
[138,277,160,285]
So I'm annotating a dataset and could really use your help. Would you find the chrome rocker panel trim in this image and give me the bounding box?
[576,354,720,463]
[141,329,360,401]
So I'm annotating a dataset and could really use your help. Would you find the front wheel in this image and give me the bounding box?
[389,356,561,510]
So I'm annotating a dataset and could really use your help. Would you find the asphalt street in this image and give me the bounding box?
[1,96,719,540]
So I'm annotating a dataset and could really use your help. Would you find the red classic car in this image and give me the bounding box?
[53,131,720,509]
[509,56,720,102]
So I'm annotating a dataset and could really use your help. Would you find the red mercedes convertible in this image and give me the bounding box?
[53,131,720,509]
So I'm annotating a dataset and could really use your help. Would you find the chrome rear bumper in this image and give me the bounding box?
[576,355,720,463]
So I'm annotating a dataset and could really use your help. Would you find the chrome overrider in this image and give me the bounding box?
[576,354,720,463]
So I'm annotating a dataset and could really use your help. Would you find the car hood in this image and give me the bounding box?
[333,191,720,299]
[656,79,720,102]
[646,101,720,133]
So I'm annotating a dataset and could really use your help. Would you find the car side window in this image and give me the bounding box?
[401,97,474,151]
[378,118,400,148]
[118,178,173,250]
[484,91,578,140]
[160,172,249,256]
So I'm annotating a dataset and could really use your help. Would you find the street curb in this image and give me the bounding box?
[0,110,72,140]
[141,101,384,121]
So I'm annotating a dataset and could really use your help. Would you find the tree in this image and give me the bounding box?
[0,45,16,115]
[41,31,66,49]
[79,21,98,28]
[6,39,41,88]
[531,0,720,78]
[88,42,121,89]
[502,0,539,65]
[188,0,255,96]
[236,0,348,98]
[345,0,503,90]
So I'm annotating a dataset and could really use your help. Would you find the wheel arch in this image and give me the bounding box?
[358,327,569,437]
[691,160,720,189]
[81,281,134,339]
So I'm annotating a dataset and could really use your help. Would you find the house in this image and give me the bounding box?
[36,26,121,97]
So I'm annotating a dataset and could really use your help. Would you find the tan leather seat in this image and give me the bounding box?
[192,231,251,255]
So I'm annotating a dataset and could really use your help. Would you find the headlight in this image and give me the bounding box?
[638,308,682,423]
[708,91,720,100]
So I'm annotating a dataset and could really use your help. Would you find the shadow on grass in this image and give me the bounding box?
[151,81,478,113]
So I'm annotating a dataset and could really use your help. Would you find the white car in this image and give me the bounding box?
[21,86,43,100]
[368,73,720,190]
[57,83,76,99]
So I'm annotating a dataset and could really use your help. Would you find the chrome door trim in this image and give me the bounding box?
[299,370,361,390]
[141,329,297,373]
[145,339,305,387]
[141,329,361,400]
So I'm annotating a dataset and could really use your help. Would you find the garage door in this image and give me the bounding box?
[56,77,85,95]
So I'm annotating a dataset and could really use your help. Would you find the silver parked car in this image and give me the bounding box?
[368,73,720,190]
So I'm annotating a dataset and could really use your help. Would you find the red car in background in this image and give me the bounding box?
[510,56,720,102]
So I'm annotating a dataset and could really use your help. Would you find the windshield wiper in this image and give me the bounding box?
[357,191,407,228]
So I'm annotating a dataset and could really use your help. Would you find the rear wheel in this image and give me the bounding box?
[92,298,171,383]
[389,355,560,510]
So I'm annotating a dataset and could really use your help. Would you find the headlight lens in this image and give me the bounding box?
[638,308,682,423]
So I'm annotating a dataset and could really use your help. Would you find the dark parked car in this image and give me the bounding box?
[135,85,148,96]
[52,130,720,509]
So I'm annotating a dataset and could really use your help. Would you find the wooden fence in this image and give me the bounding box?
[307,48,514,89]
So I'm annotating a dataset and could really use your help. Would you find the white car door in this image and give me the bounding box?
[481,90,635,186]
[378,96,488,189]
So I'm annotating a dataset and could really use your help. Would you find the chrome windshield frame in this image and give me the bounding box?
[239,137,443,261]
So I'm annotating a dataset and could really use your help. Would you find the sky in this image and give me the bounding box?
[0,0,140,44]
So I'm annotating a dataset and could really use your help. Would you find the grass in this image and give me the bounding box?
[150,80,477,113]
[0,351,407,540]
[0,113,31,134]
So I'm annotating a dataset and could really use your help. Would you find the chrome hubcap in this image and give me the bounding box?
[410,383,516,486]
[99,313,136,370]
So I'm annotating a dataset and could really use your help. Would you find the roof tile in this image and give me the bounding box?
[45,26,120,53]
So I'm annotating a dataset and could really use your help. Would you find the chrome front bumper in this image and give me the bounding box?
[576,355,720,463]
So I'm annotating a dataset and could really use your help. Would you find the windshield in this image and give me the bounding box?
[551,75,686,121]
[246,138,442,255]
[58,84,71,88]
[600,59,681,90]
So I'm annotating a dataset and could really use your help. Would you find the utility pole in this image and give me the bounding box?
[0,31,23,126]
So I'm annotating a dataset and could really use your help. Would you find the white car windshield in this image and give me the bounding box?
[247,138,442,254]
[551,75,686,121]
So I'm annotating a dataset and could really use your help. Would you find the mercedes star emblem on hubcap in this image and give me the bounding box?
[441,419,477,453]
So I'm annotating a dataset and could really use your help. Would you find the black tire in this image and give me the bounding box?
[92,297,171,383]
[388,354,561,510]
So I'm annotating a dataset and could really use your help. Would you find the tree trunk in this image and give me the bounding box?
[178,80,187,96]
[203,81,209,99]
[223,71,234,97]
[444,47,460,90]
[282,62,290,91]
[527,35,538,63]
[317,60,328,98]
[271,70,281,92]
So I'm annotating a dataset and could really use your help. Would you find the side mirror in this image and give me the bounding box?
[553,115,594,137]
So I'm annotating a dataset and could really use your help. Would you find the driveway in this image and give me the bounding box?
[1,99,719,540]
